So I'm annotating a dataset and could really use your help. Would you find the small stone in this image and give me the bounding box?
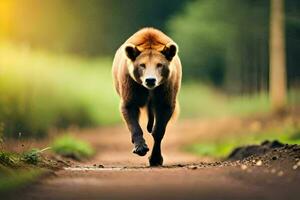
[297,161,300,166]
[272,156,277,160]
[293,165,298,170]
[292,147,300,152]
[93,164,97,167]
[277,171,284,176]
[241,165,247,170]
[98,164,104,168]
[188,165,197,170]
[271,168,276,174]
[256,160,263,166]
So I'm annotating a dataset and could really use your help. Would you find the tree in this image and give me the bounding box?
[168,0,270,92]
[269,0,287,112]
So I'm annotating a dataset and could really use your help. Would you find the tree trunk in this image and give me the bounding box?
[269,0,287,113]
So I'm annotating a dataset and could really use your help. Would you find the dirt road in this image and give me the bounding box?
[7,117,300,200]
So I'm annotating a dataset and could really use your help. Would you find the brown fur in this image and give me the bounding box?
[126,28,173,51]
[112,27,182,166]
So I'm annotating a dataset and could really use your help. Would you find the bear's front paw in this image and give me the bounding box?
[149,154,163,166]
[132,142,149,156]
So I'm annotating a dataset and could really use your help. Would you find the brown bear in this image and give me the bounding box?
[112,27,182,166]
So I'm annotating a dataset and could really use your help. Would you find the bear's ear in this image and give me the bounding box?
[124,44,141,61]
[161,42,178,61]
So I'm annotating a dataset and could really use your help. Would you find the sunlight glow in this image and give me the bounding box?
[0,0,15,36]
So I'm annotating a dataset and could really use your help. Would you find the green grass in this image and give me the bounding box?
[22,148,51,165]
[51,135,94,160]
[0,148,51,194]
[186,123,300,158]
[179,82,299,119]
[0,41,299,137]
[0,41,120,137]
[0,147,51,167]
[0,166,45,194]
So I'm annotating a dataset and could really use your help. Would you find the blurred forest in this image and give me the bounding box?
[0,0,299,137]
[169,0,300,93]
[1,0,299,92]
[0,0,189,55]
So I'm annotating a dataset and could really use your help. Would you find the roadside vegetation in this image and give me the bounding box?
[51,134,95,160]
[0,129,94,193]
[0,42,120,137]
[186,120,300,158]
[1,42,299,138]
[0,167,44,194]
[0,133,95,195]
[0,146,52,194]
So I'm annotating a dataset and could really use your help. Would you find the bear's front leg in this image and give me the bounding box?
[149,105,174,166]
[121,103,149,156]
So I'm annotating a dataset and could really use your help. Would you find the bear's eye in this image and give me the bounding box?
[139,64,146,69]
[157,63,163,69]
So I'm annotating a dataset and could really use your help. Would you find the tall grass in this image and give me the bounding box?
[0,42,298,138]
[51,135,95,160]
[186,121,300,158]
[179,83,271,119]
[0,42,120,137]
[179,82,299,119]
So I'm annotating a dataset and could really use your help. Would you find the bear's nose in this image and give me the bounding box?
[145,78,156,87]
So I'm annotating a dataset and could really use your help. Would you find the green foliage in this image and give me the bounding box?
[168,0,299,93]
[0,147,50,167]
[0,167,44,194]
[22,147,51,165]
[0,0,189,55]
[0,148,49,193]
[179,82,271,119]
[168,0,269,88]
[0,143,53,194]
[0,152,17,167]
[52,135,94,160]
[1,0,299,96]
[0,42,297,138]
[0,42,120,137]
[179,83,298,119]
[186,122,300,158]
[22,150,40,165]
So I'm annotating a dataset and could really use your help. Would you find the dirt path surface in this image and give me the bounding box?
[7,117,300,200]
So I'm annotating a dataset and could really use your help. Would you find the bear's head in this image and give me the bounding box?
[124,42,178,89]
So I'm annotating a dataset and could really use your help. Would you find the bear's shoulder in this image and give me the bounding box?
[125,27,173,51]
